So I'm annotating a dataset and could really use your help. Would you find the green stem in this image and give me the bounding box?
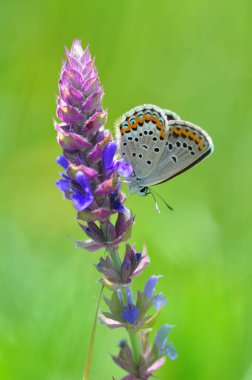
[121,287,142,362]
[128,331,142,363]
[110,250,122,270]
[100,220,122,271]
[83,285,104,380]
[107,246,121,271]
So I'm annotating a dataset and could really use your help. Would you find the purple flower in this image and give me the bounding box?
[96,244,149,289]
[56,155,69,170]
[99,276,166,330]
[55,40,129,223]
[75,212,134,252]
[103,141,133,178]
[121,304,140,324]
[112,328,175,379]
[54,40,176,380]
[114,160,133,178]
[153,325,177,360]
[56,176,71,192]
[120,288,139,324]
[71,171,94,211]
[56,157,94,211]
[110,191,126,212]
[103,141,117,173]
[144,275,167,310]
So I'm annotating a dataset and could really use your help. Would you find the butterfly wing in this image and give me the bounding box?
[163,109,181,121]
[117,105,169,179]
[140,120,214,187]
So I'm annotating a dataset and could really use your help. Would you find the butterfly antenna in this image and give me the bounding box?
[148,189,161,214]
[151,188,174,211]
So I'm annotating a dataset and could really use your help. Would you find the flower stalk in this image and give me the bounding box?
[54,40,177,379]
[128,331,142,363]
[83,285,104,380]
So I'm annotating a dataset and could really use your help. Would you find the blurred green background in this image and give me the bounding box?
[1,0,251,379]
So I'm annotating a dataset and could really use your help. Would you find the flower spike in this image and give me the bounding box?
[54,40,176,380]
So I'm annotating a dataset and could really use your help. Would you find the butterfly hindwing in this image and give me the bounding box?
[141,120,214,187]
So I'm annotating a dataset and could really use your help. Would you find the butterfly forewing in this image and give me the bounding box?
[140,120,214,187]
[118,105,169,179]
[163,109,181,121]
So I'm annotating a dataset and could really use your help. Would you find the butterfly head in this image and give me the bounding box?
[129,181,148,196]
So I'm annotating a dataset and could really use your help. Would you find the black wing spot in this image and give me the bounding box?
[128,137,132,140]
[168,143,173,150]
[153,137,157,141]
[149,131,153,135]
[167,114,176,121]
[154,147,160,153]
[147,160,152,165]
[144,131,148,135]
[191,151,195,156]
[176,141,181,147]
[171,155,177,162]
[132,153,136,157]
[188,145,192,151]
[135,138,139,142]
[142,144,148,149]
[183,142,187,148]
[139,154,143,158]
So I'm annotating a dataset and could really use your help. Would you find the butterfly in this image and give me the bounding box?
[116,104,214,199]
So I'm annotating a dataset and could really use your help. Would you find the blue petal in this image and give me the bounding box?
[126,288,134,305]
[75,171,93,196]
[114,160,133,178]
[72,190,93,211]
[71,171,94,210]
[56,178,71,192]
[111,192,126,212]
[56,155,69,170]
[144,275,160,299]
[167,342,178,360]
[103,142,117,171]
[154,325,172,354]
[121,305,139,324]
[153,293,167,310]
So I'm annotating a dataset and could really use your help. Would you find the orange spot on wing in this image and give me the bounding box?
[173,127,181,135]
[160,131,166,139]
[120,120,132,135]
[130,120,138,130]
[144,113,152,121]
[156,120,166,140]
[181,128,188,137]
[168,125,205,150]
[136,115,143,124]
[151,114,158,122]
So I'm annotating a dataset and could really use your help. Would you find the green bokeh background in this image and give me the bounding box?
[1,0,251,379]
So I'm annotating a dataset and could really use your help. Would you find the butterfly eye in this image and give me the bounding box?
[139,187,147,194]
